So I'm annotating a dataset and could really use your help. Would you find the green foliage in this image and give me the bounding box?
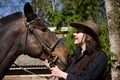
[64,27,78,54]
[99,21,113,65]
[43,0,101,28]
[54,28,61,34]
[44,9,63,28]
[61,0,100,25]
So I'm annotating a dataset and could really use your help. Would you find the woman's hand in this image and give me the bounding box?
[44,59,50,69]
[44,59,68,79]
[50,66,68,79]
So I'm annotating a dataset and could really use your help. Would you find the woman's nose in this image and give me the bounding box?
[73,33,77,36]
[73,33,75,36]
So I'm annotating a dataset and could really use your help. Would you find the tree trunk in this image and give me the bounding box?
[35,0,39,15]
[105,0,120,80]
[52,0,56,11]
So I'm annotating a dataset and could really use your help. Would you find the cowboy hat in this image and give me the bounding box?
[70,20,100,41]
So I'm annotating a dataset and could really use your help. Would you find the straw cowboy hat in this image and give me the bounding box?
[70,20,100,41]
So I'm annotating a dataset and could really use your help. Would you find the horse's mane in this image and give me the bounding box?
[0,12,22,25]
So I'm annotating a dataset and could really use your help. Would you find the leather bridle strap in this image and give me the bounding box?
[29,26,62,68]
[25,19,66,68]
[32,27,52,55]
[50,38,61,52]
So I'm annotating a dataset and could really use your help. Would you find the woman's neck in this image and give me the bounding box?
[81,43,86,54]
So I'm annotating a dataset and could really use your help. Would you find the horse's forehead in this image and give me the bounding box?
[34,19,47,30]
[38,29,56,43]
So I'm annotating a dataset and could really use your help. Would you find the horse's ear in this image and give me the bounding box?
[24,2,37,22]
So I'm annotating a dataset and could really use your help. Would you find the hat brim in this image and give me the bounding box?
[70,23,98,41]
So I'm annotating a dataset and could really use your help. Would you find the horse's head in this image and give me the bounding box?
[17,2,69,70]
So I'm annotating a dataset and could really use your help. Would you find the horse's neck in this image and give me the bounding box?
[0,18,25,32]
[0,45,20,80]
[0,18,25,64]
[0,12,22,27]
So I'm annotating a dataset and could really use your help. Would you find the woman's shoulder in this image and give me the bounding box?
[98,51,107,58]
[94,50,108,62]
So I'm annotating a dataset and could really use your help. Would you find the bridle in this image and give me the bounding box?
[14,18,67,75]
[24,18,62,67]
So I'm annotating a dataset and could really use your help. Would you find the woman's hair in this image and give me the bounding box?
[85,34,101,54]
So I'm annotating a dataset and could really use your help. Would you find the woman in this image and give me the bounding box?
[44,20,108,80]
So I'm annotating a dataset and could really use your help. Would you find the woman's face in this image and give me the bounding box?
[73,32,85,45]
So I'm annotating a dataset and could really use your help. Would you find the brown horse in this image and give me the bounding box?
[0,2,69,79]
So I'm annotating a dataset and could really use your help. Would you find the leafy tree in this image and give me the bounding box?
[60,0,100,26]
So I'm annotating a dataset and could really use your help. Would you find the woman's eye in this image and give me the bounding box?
[76,31,80,33]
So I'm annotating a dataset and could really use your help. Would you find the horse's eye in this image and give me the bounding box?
[41,28,46,32]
